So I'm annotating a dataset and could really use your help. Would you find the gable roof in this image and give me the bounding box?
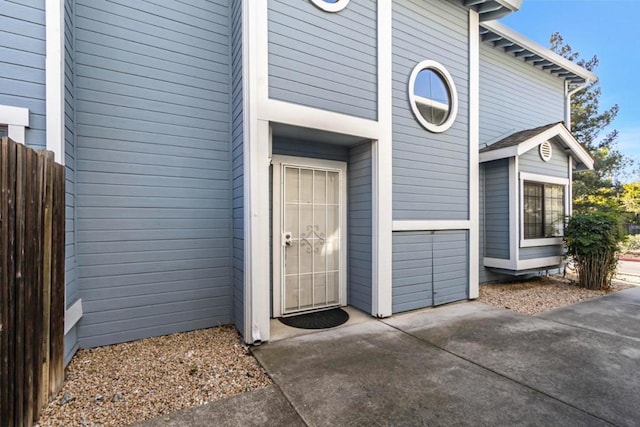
[480,21,597,84]
[479,122,594,170]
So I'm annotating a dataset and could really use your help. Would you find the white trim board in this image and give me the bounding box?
[373,0,393,318]
[392,220,471,231]
[242,0,271,344]
[263,99,380,141]
[484,256,562,271]
[520,172,569,186]
[468,9,480,300]
[64,299,83,335]
[46,0,65,165]
[0,104,29,144]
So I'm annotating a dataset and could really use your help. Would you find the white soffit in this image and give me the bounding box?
[462,0,521,21]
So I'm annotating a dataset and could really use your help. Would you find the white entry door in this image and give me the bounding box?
[273,156,347,316]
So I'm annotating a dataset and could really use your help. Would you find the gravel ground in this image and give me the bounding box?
[479,274,635,315]
[37,326,271,426]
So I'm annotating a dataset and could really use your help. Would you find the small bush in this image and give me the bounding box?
[564,212,622,290]
[621,234,640,252]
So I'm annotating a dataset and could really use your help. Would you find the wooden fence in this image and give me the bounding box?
[0,137,65,427]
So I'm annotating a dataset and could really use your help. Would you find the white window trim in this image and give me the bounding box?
[408,60,459,133]
[309,0,350,13]
[0,104,29,144]
[271,155,348,318]
[519,172,569,247]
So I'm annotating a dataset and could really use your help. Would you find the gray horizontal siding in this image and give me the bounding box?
[268,0,377,120]
[64,0,79,364]
[64,325,79,366]
[392,230,469,312]
[479,41,564,146]
[392,232,433,313]
[0,0,47,149]
[519,141,569,179]
[479,165,513,283]
[348,142,372,313]
[484,159,509,259]
[392,0,469,221]
[230,0,244,338]
[520,245,563,261]
[433,231,468,305]
[74,0,233,348]
[64,0,78,308]
[273,137,349,162]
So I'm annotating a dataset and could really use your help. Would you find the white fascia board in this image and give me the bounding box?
[0,105,29,126]
[263,99,380,141]
[479,146,518,163]
[392,220,471,231]
[516,124,593,169]
[481,20,597,83]
[481,123,594,170]
[46,0,65,165]
[495,0,522,11]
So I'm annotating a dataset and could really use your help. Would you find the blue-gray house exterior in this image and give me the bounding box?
[0,0,595,365]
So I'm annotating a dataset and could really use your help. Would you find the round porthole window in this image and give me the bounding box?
[408,60,458,133]
[309,0,350,12]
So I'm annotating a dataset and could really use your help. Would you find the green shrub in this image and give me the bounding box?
[621,234,640,252]
[564,212,622,290]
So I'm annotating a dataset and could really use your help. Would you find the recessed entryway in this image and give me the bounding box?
[272,156,348,317]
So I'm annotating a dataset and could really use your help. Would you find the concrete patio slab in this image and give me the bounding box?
[384,300,640,426]
[134,386,304,427]
[539,287,640,341]
[253,319,605,426]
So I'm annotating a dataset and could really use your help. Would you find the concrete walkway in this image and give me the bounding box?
[140,288,640,426]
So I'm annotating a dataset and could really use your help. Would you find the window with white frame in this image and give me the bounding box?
[523,181,565,239]
[408,60,458,133]
[0,125,7,138]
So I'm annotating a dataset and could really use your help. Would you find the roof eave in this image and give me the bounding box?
[480,20,597,83]
[479,123,595,170]
[462,0,521,21]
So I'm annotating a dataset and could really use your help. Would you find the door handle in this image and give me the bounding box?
[283,232,293,246]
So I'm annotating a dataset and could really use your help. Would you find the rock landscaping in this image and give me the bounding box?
[479,274,635,315]
[36,325,271,426]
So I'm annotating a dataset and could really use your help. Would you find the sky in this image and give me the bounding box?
[501,0,640,181]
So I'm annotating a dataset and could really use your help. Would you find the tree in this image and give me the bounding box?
[550,33,631,213]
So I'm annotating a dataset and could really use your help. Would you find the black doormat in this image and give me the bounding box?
[279,308,349,330]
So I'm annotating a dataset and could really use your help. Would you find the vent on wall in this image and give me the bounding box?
[539,141,552,162]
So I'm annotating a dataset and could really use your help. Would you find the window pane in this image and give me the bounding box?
[544,184,565,237]
[523,182,543,239]
[523,182,566,240]
[0,126,7,137]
